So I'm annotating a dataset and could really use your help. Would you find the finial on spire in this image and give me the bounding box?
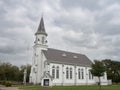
[35,16,47,36]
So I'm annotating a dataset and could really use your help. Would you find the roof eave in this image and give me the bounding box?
[35,32,48,36]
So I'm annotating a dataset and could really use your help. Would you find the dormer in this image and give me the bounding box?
[62,53,67,57]
[73,55,78,59]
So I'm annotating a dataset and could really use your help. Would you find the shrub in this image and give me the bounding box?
[1,80,6,85]
[5,81,12,87]
[0,81,2,84]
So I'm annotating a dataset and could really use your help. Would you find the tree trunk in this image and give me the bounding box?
[98,77,101,90]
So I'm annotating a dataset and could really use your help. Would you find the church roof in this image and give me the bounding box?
[35,17,47,36]
[43,48,92,67]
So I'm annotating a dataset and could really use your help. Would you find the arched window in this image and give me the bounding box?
[42,37,44,44]
[78,68,81,79]
[37,38,40,44]
[38,38,40,41]
[92,75,93,79]
[89,71,91,79]
[56,66,59,79]
[89,71,93,80]
[70,68,72,79]
[52,66,55,79]
[66,67,69,79]
[33,67,37,73]
[81,69,84,79]
[103,73,105,79]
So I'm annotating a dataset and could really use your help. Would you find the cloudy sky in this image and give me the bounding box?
[0,0,120,65]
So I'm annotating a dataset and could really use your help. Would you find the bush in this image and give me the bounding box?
[1,80,6,85]
[0,81,2,84]
[5,81,12,87]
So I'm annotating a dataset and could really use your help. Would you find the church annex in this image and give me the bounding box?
[29,17,108,86]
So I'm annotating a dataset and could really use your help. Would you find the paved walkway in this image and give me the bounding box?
[0,87,19,90]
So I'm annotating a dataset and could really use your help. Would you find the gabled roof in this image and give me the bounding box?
[35,17,47,36]
[43,48,92,67]
[41,72,53,80]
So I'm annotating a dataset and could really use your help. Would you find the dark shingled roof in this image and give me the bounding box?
[43,48,92,67]
[35,17,47,36]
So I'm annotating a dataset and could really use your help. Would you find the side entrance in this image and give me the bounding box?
[43,79,49,86]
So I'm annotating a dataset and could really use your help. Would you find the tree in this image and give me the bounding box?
[0,62,20,81]
[90,60,106,90]
[19,64,31,82]
[0,62,31,83]
[102,59,120,83]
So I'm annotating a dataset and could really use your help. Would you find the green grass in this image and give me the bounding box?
[19,85,120,90]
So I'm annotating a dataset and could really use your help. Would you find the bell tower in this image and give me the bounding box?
[34,17,48,49]
[30,17,48,84]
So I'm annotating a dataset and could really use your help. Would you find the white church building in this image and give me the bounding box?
[29,17,108,86]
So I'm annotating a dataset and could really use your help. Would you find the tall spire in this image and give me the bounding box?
[35,17,47,36]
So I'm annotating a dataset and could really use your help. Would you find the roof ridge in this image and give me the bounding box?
[48,48,85,56]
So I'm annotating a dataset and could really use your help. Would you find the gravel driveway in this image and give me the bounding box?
[0,87,19,90]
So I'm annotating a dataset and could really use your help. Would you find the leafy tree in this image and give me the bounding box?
[102,59,120,83]
[0,62,20,82]
[0,62,31,83]
[11,65,20,81]
[0,62,13,80]
[90,60,106,90]
[19,64,31,82]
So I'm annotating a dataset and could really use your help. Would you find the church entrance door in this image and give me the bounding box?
[43,79,49,86]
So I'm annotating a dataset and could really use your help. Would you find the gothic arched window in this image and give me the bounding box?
[52,66,55,79]
[70,68,72,79]
[42,37,44,44]
[81,68,84,79]
[66,67,69,79]
[103,73,105,79]
[89,71,91,79]
[56,66,59,79]
[33,67,37,73]
[78,68,81,79]
[38,38,40,41]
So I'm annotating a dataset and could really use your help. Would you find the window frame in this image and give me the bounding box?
[66,67,69,79]
[70,68,72,79]
[78,68,81,79]
[52,66,55,79]
[81,68,84,79]
[56,66,59,79]
[42,37,44,44]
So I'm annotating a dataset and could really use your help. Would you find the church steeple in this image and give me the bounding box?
[35,17,47,36]
[34,17,48,46]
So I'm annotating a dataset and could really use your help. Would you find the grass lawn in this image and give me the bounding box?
[19,85,120,90]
